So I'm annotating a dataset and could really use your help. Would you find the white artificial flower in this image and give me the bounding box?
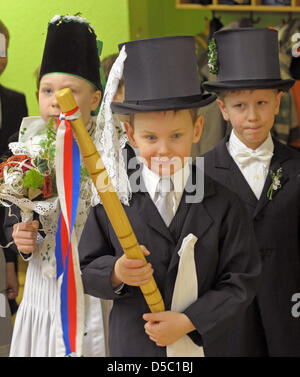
[3,167,25,196]
[78,16,88,24]
[273,177,280,190]
[64,15,73,22]
[50,15,61,24]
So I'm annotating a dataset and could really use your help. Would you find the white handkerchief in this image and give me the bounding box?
[167,233,205,357]
[0,34,6,57]
[0,293,6,318]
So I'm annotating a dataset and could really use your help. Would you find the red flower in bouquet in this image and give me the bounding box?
[4,154,33,174]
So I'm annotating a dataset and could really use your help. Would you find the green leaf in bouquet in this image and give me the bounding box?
[33,157,50,174]
[49,145,56,158]
[23,169,44,190]
[46,118,56,142]
[20,127,27,136]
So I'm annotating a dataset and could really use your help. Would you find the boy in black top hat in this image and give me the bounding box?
[203,28,300,356]
[79,36,261,357]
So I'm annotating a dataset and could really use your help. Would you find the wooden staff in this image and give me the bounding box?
[56,88,165,313]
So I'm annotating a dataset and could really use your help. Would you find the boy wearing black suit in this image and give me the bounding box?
[203,28,300,356]
[79,36,261,357]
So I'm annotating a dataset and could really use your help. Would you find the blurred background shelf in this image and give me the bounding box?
[176,0,300,12]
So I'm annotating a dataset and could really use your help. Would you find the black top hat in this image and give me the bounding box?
[111,36,216,114]
[203,28,294,92]
[39,15,102,91]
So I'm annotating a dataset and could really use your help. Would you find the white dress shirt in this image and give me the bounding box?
[142,162,190,220]
[227,131,274,200]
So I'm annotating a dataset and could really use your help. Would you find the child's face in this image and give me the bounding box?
[124,110,203,176]
[217,89,282,150]
[39,73,101,129]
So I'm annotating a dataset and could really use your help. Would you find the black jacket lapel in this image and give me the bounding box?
[211,137,258,209]
[134,191,175,243]
[166,174,215,275]
[253,139,291,217]
[163,175,215,308]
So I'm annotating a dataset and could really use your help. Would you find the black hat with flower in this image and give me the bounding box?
[203,28,294,92]
[39,14,104,91]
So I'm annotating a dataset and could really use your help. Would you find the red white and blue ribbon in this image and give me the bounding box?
[55,107,84,356]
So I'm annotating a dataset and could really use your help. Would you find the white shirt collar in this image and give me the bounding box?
[142,162,190,202]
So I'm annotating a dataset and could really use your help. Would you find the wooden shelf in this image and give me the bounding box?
[176,0,300,12]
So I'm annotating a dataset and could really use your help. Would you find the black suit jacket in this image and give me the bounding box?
[204,136,300,356]
[79,164,261,357]
[0,85,28,156]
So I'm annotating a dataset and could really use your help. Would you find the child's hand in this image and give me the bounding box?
[111,245,153,288]
[143,311,195,347]
[12,220,39,254]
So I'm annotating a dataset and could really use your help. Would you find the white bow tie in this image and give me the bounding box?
[234,150,273,167]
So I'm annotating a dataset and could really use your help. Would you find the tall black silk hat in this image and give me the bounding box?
[39,15,102,91]
[111,36,216,114]
[202,28,294,92]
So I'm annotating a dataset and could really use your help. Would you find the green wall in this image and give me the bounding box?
[0,0,130,116]
[129,0,150,40]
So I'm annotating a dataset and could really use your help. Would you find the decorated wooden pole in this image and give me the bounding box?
[56,88,165,313]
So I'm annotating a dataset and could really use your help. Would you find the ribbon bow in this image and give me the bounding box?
[234,149,273,167]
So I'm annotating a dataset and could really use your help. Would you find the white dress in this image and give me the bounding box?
[8,117,108,357]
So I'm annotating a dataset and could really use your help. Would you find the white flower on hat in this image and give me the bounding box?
[49,14,94,32]
[77,16,88,24]
[49,15,61,24]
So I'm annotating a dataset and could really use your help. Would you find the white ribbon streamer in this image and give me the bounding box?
[167,233,205,357]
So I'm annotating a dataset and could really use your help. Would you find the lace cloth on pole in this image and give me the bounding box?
[92,45,131,207]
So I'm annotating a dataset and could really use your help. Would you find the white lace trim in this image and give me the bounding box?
[9,143,28,155]
[92,46,131,207]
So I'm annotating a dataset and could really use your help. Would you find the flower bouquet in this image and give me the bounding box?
[0,116,93,276]
[0,118,63,276]
[0,119,58,222]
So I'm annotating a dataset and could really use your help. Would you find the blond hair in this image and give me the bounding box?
[129,108,199,127]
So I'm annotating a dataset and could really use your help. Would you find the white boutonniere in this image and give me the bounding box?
[267,167,282,200]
